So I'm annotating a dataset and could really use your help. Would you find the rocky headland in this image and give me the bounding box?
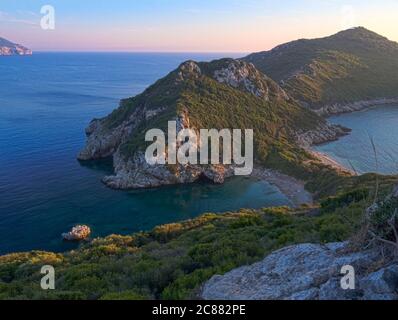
[78,58,346,195]
[0,37,32,56]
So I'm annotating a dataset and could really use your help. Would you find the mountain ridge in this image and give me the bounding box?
[243,27,398,115]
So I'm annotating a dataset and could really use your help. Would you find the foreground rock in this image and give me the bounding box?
[62,225,91,241]
[0,37,32,56]
[201,242,398,300]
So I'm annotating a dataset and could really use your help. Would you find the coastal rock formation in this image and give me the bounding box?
[296,123,351,148]
[0,37,32,56]
[77,104,148,161]
[102,150,234,189]
[201,242,398,300]
[79,101,235,189]
[314,98,398,117]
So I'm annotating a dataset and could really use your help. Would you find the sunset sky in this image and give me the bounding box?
[1,0,397,52]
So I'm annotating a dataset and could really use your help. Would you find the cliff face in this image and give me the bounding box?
[0,37,32,56]
[244,27,398,115]
[78,58,344,189]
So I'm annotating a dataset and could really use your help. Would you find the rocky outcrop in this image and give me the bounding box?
[77,105,165,161]
[102,151,234,189]
[177,61,202,81]
[79,95,237,189]
[213,60,289,102]
[0,37,32,56]
[79,92,237,189]
[296,123,351,148]
[314,98,398,117]
[201,242,398,300]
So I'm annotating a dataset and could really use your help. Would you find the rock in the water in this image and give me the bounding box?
[62,225,91,241]
[201,242,398,300]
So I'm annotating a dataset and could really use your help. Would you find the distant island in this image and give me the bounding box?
[0,37,32,56]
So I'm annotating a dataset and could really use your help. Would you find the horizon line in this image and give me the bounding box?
[30,50,249,54]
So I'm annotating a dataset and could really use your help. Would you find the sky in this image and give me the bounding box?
[1,0,398,52]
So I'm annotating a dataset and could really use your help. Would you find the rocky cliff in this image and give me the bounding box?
[0,37,32,56]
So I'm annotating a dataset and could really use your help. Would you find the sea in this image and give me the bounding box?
[0,52,291,254]
[315,105,398,175]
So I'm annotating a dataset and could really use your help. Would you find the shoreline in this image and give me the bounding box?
[251,167,313,208]
[308,149,355,176]
[315,98,398,117]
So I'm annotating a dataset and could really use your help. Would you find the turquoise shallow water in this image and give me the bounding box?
[0,53,290,255]
[315,105,398,175]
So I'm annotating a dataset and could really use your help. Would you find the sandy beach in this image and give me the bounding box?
[308,149,355,175]
[252,150,355,208]
[251,167,313,207]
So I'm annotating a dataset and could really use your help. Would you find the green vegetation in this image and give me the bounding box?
[244,27,398,109]
[2,172,397,300]
[0,192,373,300]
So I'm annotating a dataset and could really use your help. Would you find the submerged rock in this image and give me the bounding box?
[62,225,91,241]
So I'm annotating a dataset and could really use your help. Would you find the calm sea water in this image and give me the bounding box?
[0,53,290,255]
[316,106,398,175]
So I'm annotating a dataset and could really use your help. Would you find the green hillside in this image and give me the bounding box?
[244,27,398,110]
[0,207,361,300]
